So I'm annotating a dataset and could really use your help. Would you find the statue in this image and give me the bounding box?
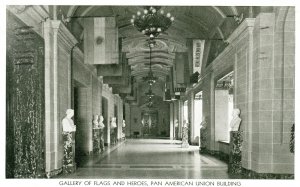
[229,109,242,131]
[99,115,105,129]
[62,109,76,174]
[122,120,126,128]
[62,109,76,132]
[92,115,100,129]
[200,116,208,152]
[122,120,126,140]
[111,117,117,129]
[92,114,100,154]
[110,117,117,144]
[99,115,105,152]
[200,116,207,130]
[174,119,179,128]
[228,109,243,174]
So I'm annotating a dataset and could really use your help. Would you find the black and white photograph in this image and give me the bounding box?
[1,0,299,186]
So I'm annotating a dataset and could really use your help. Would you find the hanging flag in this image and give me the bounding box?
[193,40,205,74]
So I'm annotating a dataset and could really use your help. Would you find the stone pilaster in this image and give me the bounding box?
[43,19,77,175]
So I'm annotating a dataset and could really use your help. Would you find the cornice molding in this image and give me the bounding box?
[7,5,49,37]
[226,18,255,45]
[50,20,78,52]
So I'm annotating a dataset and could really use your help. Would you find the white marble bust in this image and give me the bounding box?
[183,120,189,128]
[93,115,100,129]
[99,115,105,129]
[200,116,207,129]
[62,109,76,132]
[229,109,242,131]
[174,119,179,128]
[111,117,117,129]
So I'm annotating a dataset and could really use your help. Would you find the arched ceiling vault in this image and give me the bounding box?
[56,5,246,98]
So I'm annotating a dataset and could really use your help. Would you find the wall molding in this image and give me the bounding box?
[7,5,49,37]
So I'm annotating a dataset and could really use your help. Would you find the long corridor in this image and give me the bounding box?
[60,139,229,179]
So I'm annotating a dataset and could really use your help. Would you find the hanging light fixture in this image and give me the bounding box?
[130,6,175,39]
[143,41,158,86]
[147,97,154,108]
[145,85,155,99]
[145,91,154,108]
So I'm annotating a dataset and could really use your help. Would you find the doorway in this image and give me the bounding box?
[73,86,83,166]
[193,91,203,145]
[141,110,158,138]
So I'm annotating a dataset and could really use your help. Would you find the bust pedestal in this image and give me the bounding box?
[62,132,76,174]
[199,128,208,153]
[93,129,101,154]
[181,127,189,148]
[228,131,242,174]
[99,129,105,152]
[110,128,117,145]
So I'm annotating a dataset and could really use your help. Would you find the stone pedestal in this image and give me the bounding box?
[99,129,105,152]
[93,129,101,154]
[122,127,126,140]
[63,132,76,174]
[228,131,242,174]
[199,128,208,153]
[110,128,117,145]
[175,127,178,140]
[181,127,189,148]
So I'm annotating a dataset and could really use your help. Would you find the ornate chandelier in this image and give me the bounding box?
[143,41,158,86]
[145,88,154,108]
[130,6,175,38]
[147,97,154,108]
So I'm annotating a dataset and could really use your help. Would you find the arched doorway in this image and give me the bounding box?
[141,110,158,138]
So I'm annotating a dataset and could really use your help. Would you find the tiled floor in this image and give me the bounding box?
[59,139,229,179]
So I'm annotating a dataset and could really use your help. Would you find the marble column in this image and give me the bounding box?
[43,20,77,176]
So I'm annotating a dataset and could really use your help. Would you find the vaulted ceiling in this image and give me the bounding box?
[54,6,255,103]
[58,6,249,76]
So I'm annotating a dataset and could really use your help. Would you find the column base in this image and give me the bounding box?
[199,149,229,163]
[181,142,189,148]
[63,163,77,174]
[46,168,63,178]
